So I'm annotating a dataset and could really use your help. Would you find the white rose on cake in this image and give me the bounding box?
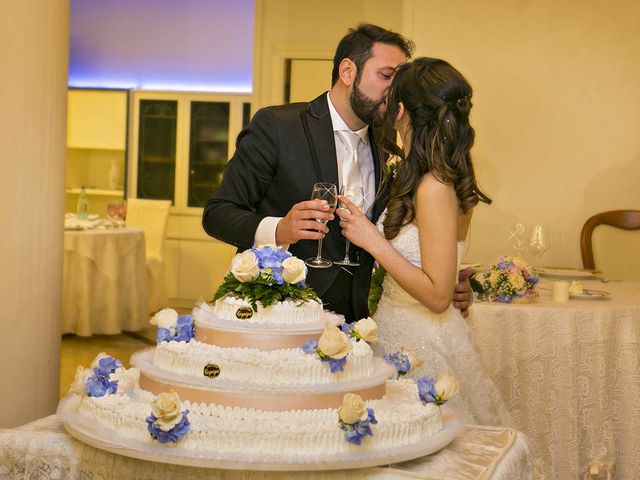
[435,373,460,401]
[338,393,368,424]
[110,367,140,394]
[352,317,378,343]
[318,324,351,359]
[152,391,184,431]
[69,365,90,395]
[281,257,307,284]
[150,308,178,329]
[230,250,260,282]
[400,347,424,372]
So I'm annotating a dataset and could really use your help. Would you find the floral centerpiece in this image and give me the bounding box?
[471,255,539,303]
[212,245,319,311]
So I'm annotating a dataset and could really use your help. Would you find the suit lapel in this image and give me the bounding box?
[304,93,339,185]
[368,128,386,223]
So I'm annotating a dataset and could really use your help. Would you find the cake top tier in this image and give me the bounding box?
[212,245,320,312]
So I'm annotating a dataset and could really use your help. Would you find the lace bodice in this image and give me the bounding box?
[377,216,465,305]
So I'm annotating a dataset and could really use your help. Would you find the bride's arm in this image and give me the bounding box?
[337,174,458,313]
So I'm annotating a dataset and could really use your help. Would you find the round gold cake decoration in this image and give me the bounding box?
[235,306,253,319]
[203,363,221,378]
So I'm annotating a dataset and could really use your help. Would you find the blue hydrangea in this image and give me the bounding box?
[97,356,122,375]
[340,323,354,335]
[146,410,190,444]
[252,245,292,285]
[302,339,318,354]
[416,376,439,404]
[340,408,377,445]
[384,352,411,376]
[156,316,194,344]
[85,373,118,397]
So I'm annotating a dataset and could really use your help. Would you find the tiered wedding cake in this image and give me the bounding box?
[59,246,460,468]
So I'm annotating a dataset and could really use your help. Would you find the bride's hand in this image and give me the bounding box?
[336,195,379,250]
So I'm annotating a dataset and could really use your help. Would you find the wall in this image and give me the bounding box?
[403,0,640,267]
[253,0,404,109]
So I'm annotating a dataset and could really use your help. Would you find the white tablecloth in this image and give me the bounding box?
[63,228,149,336]
[0,415,531,479]
[468,280,640,479]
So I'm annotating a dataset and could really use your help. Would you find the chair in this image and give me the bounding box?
[125,199,172,314]
[580,210,640,278]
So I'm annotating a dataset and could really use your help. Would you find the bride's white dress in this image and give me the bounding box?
[373,218,512,426]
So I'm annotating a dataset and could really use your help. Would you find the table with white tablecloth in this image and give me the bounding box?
[63,227,149,336]
[468,280,640,479]
[0,415,531,479]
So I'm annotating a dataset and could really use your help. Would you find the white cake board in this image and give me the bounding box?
[59,395,464,471]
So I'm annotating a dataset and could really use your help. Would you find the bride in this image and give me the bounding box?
[337,57,511,426]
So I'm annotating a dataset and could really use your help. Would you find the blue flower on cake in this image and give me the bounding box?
[212,245,319,311]
[71,353,140,398]
[146,391,190,444]
[416,373,460,406]
[341,317,379,344]
[384,347,423,377]
[303,323,351,373]
[151,308,195,344]
[338,393,377,445]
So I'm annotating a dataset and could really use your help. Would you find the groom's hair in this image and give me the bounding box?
[331,23,414,86]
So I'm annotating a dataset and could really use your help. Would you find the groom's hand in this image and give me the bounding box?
[453,267,474,318]
[276,200,334,245]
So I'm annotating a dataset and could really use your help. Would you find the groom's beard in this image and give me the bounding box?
[350,82,386,127]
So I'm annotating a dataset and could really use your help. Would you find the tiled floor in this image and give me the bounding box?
[59,330,154,398]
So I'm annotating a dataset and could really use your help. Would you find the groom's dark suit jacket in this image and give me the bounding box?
[202,93,386,320]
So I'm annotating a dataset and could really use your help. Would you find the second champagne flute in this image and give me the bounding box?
[335,186,365,266]
[305,182,337,269]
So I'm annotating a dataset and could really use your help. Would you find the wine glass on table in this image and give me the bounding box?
[511,222,528,256]
[528,225,550,268]
[305,182,338,269]
[334,186,365,266]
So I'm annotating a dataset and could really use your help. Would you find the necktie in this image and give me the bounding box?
[336,130,363,192]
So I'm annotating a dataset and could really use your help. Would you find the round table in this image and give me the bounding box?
[63,227,149,336]
[468,279,640,479]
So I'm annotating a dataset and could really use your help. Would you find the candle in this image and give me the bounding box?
[552,281,570,303]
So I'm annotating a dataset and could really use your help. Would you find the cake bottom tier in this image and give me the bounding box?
[67,387,444,461]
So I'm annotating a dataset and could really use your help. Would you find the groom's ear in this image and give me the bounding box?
[338,58,356,87]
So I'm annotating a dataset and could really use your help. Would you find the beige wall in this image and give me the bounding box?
[403,0,640,266]
[253,0,404,109]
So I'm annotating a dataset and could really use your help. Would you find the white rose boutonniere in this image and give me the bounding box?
[281,257,307,285]
[150,308,178,329]
[230,250,260,282]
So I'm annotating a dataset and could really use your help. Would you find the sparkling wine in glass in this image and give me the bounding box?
[528,225,550,267]
[305,182,337,269]
[335,186,365,267]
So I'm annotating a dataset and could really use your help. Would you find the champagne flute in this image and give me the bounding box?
[528,225,550,267]
[305,182,337,269]
[511,222,528,256]
[335,186,365,266]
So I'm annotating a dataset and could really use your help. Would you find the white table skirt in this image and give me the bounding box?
[0,415,531,479]
[468,280,640,479]
[63,228,149,336]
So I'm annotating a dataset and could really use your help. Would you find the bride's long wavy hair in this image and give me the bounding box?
[381,58,491,240]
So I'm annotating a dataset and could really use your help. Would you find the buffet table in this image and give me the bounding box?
[468,280,640,479]
[63,227,149,336]
[0,415,531,479]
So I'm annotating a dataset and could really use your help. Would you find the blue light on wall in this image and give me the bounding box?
[69,0,254,93]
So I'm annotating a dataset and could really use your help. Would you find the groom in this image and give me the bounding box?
[202,24,473,322]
